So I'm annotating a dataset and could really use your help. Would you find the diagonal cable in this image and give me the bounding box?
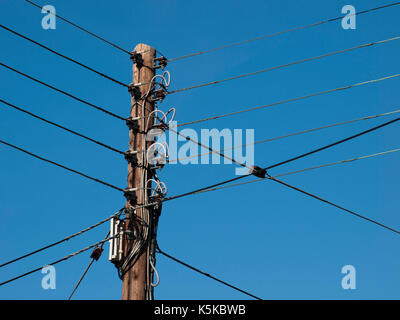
[169,36,400,94]
[0,236,117,287]
[0,24,129,87]
[0,209,122,268]
[167,2,400,62]
[165,116,400,201]
[68,231,110,300]
[193,148,400,195]
[169,108,400,163]
[175,73,400,127]
[156,244,262,300]
[0,62,125,120]
[24,0,132,55]
[0,98,124,154]
[268,175,400,236]
[0,139,124,191]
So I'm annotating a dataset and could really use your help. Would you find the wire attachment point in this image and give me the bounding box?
[128,84,142,100]
[130,51,143,68]
[123,188,138,205]
[126,117,140,133]
[154,56,168,70]
[152,89,167,102]
[90,247,104,261]
[124,150,138,166]
[251,166,267,179]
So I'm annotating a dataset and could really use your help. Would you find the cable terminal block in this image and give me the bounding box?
[109,217,124,264]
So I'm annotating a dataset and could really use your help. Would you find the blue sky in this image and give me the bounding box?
[0,0,399,299]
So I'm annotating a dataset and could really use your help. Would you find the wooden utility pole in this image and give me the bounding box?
[122,43,156,300]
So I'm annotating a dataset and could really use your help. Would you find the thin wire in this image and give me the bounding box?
[169,109,400,163]
[176,73,400,127]
[0,24,129,88]
[68,257,95,299]
[156,244,262,300]
[193,148,400,195]
[264,116,400,171]
[0,99,125,154]
[0,62,125,120]
[167,2,400,62]
[164,116,400,201]
[68,231,110,300]
[24,0,132,55]
[169,36,400,94]
[0,139,124,192]
[269,176,400,236]
[0,209,122,268]
[0,236,116,287]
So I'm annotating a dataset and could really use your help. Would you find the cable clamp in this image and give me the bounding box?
[149,195,163,217]
[154,56,168,70]
[123,188,138,205]
[128,83,142,100]
[125,117,140,133]
[152,89,167,102]
[152,122,168,130]
[251,165,267,179]
[130,51,143,68]
[124,150,138,166]
[90,247,104,261]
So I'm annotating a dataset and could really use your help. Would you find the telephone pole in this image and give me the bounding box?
[122,43,156,300]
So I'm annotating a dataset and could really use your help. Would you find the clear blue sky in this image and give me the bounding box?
[0,0,399,299]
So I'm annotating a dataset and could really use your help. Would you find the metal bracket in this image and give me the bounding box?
[154,56,168,70]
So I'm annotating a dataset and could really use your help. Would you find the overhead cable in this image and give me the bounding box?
[0,236,116,287]
[176,73,400,127]
[0,24,129,87]
[0,139,124,191]
[165,116,400,201]
[194,148,400,194]
[68,231,111,300]
[156,244,262,300]
[0,209,123,268]
[268,175,400,236]
[0,98,125,154]
[169,108,400,163]
[167,2,400,62]
[0,62,125,120]
[169,36,400,94]
[24,0,132,55]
